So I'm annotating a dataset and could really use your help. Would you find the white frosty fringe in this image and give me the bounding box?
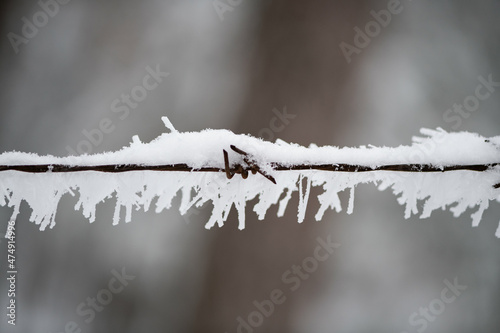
[0,120,499,236]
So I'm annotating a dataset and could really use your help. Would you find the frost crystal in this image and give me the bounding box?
[1,119,499,236]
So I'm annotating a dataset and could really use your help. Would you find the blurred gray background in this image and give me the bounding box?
[1,1,500,332]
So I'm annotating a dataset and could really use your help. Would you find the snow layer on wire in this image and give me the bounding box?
[0,117,499,235]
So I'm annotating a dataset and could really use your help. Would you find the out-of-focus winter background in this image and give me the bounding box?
[1,0,500,332]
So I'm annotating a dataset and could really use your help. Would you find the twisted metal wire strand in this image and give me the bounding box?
[0,145,499,187]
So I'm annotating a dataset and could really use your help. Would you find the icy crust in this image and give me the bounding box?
[1,127,499,168]
[0,120,499,236]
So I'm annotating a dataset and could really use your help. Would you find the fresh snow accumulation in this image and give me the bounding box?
[1,117,499,236]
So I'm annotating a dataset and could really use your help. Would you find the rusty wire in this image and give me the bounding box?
[0,145,499,187]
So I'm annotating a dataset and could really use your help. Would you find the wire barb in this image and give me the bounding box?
[231,145,276,184]
[223,146,276,184]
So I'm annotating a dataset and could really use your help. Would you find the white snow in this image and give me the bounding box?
[1,118,499,236]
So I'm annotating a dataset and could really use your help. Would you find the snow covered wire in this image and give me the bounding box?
[1,117,499,236]
[0,154,497,175]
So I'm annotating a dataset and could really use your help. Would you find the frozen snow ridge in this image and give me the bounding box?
[0,117,499,236]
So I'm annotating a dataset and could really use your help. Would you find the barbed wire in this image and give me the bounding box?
[1,145,499,188]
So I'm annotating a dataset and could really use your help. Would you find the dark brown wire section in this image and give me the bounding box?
[0,145,499,187]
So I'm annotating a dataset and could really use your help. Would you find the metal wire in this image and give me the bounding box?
[0,145,499,187]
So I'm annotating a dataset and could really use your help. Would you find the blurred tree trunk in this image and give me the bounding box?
[194,0,370,331]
